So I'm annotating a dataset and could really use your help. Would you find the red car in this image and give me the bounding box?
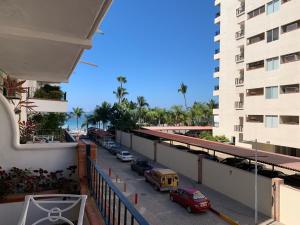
[170,188,210,213]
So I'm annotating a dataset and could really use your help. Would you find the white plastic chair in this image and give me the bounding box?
[17,194,87,225]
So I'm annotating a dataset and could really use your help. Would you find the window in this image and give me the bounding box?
[280,116,299,125]
[265,86,278,99]
[246,115,264,123]
[282,0,291,4]
[267,28,279,42]
[247,60,264,70]
[267,0,280,14]
[265,116,278,128]
[266,57,279,71]
[280,84,299,94]
[248,6,265,19]
[282,20,300,34]
[246,88,264,96]
[247,33,265,45]
[281,52,300,64]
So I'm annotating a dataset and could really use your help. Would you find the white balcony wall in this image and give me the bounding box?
[0,94,77,170]
[244,121,300,148]
[32,98,68,113]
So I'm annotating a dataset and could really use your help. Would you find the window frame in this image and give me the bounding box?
[265,86,279,99]
[267,28,279,43]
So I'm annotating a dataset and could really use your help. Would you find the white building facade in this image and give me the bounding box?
[213,0,300,156]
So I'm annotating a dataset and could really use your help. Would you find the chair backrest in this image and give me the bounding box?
[18,194,87,225]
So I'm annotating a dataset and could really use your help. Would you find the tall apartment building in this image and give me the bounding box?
[213,0,300,156]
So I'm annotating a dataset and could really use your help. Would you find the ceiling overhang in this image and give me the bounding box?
[0,0,112,83]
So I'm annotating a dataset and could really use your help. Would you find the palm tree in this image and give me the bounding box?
[113,87,128,104]
[81,114,96,130]
[170,105,186,125]
[137,96,149,109]
[117,76,127,89]
[178,82,188,109]
[136,96,149,124]
[71,107,84,129]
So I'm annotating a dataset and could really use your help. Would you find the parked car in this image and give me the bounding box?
[170,188,210,213]
[188,150,219,162]
[173,145,190,151]
[283,174,300,188]
[144,168,179,191]
[103,140,115,149]
[116,151,134,162]
[131,159,153,175]
[237,162,266,172]
[258,169,286,179]
[108,145,122,155]
[221,157,247,167]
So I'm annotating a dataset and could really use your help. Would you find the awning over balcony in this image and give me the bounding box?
[0,0,112,83]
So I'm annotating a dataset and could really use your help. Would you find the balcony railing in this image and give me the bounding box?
[236,6,245,16]
[235,54,244,63]
[86,154,150,225]
[215,49,220,54]
[235,78,244,86]
[214,122,220,128]
[234,125,243,132]
[214,85,219,91]
[215,31,220,36]
[234,101,244,109]
[215,66,220,72]
[235,30,245,40]
[213,103,219,109]
[215,12,220,18]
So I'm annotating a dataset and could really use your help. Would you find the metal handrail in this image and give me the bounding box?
[236,6,245,16]
[234,101,244,109]
[86,155,150,225]
[235,54,244,62]
[235,30,245,39]
[234,125,243,132]
[235,78,244,86]
[214,85,219,91]
[215,66,220,72]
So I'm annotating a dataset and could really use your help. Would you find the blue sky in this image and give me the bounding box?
[61,0,219,112]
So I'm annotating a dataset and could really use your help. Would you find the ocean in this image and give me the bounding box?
[64,112,92,130]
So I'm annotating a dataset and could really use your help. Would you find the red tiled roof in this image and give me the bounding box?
[143,126,212,131]
[135,129,300,172]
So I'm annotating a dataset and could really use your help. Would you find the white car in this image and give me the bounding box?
[116,151,134,162]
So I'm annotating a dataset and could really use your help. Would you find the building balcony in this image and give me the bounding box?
[213,66,220,78]
[214,49,220,60]
[214,12,221,24]
[214,31,220,42]
[235,78,244,86]
[234,125,244,132]
[215,0,221,6]
[235,54,244,63]
[234,101,244,110]
[235,30,245,40]
[27,87,68,113]
[236,6,245,17]
[213,85,220,96]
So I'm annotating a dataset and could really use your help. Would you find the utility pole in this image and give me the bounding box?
[254,139,258,225]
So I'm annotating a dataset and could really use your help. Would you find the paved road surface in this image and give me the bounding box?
[96,145,282,225]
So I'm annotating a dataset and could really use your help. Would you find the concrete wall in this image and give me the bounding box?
[121,132,131,148]
[132,135,155,160]
[0,94,77,171]
[31,98,68,113]
[202,159,273,217]
[279,184,300,225]
[116,130,121,143]
[156,143,199,181]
